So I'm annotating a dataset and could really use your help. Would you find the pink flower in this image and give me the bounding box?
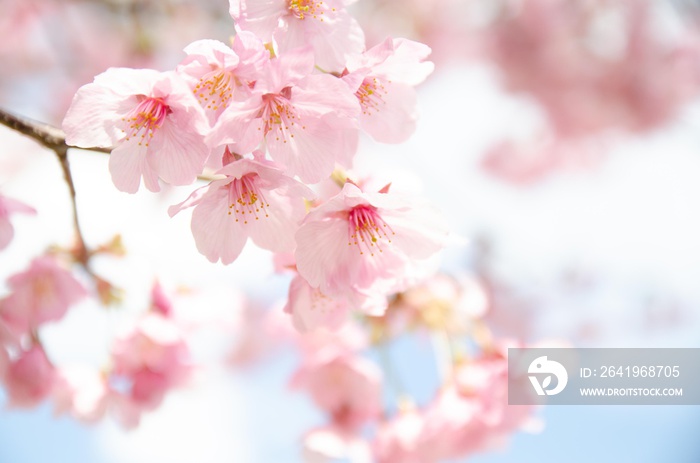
[63,68,210,193]
[390,273,489,334]
[374,349,536,462]
[0,256,87,338]
[342,37,434,143]
[207,47,359,183]
[285,274,351,332]
[2,345,56,408]
[373,408,431,463]
[294,182,449,311]
[110,313,191,413]
[230,0,364,72]
[419,352,536,460]
[52,366,109,423]
[227,302,296,367]
[480,136,603,184]
[177,32,269,123]
[0,193,36,251]
[486,0,700,137]
[170,156,314,264]
[291,352,383,430]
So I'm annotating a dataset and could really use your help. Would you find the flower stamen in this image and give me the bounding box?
[193,69,237,111]
[347,205,395,256]
[227,174,271,224]
[356,77,388,116]
[121,97,170,146]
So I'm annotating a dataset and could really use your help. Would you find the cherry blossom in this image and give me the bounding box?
[108,312,191,427]
[52,366,109,423]
[0,193,36,251]
[373,407,431,463]
[230,0,364,72]
[480,135,604,184]
[291,351,382,430]
[0,256,87,338]
[486,0,700,137]
[207,47,359,183]
[285,274,351,332]
[342,37,434,143]
[389,273,489,334]
[295,182,449,311]
[419,352,537,460]
[170,155,314,264]
[63,68,210,193]
[177,31,269,123]
[2,344,56,408]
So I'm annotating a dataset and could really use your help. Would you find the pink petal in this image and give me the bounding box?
[372,38,434,86]
[191,185,248,264]
[109,142,160,193]
[266,116,340,183]
[207,98,265,152]
[286,275,349,332]
[246,190,303,253]
[0,217,13,251]
[295,217,353,293]
[63,82,127,148]
[230,0,287,41]
[359,81,418,144]
[148,121,208,186]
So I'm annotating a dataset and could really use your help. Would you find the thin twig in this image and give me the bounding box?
[0,108,99,271]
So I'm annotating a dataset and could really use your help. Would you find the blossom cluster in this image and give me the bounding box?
[0,261,191,428]
[480,0,700,183]
[63,0,448,329]
[228,273,539,462]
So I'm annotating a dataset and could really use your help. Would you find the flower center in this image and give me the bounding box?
[193,69,236,111]
[122,97,170,146]
[347,205,395,256]
[261,91,304,143]
[227,174,270,224]
[356,77,388,116]
[288,0,331,20]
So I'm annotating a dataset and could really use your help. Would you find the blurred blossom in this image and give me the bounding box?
[0,255,87,339]
[303,426,372,463]
[373,406,428,463]
[285,274,352,333]
[480,134,605,184]
[0,193,36,251]
[52,365,110,423]
[485,0,700,137]
[109,312,192,427]
[389,273,489,335]
[2,344,56,409]
[291,352,383,431]
[374,347,537,462]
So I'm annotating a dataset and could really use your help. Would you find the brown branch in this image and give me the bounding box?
[0,108,100,272]
[0,108,111,154]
